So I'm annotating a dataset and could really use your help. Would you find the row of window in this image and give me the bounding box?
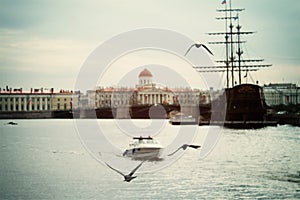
[0,104,50,111]
[0,103,71,111]
[95,94,206,100]
[0,97,72,102]
[56,103,70,110]
[97,95,131,98]
[0,97,51,102]
[57,98,72,102]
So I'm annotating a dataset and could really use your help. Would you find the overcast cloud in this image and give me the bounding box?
[0,0,299,91]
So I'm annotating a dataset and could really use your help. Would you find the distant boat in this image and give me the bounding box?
[7,121,18,125]
[169,113,197,125]
[122,136,164,160]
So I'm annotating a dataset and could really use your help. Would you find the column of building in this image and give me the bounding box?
[12,97,16,111]
[45,97,48,110]
[23,97,27,111]
[7,97,11,111]
[142,94,145,104]
[1,97,4,111]
[39,96,42,110]
[18,97,21,111]
[34,97,37,110]
[29,97,32,111]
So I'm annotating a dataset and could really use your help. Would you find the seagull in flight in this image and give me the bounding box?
[105,161,145,182]
[167,144,201,156]
[184,43,213,56]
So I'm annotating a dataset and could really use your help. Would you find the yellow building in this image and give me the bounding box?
[51,90,77,111]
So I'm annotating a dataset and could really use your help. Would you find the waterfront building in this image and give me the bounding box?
[0,87,79,112]
[89,68,212,109]
[263,83,300,106]
[83,90,97,109]
[135,68,173,105]
[95,87,135,108]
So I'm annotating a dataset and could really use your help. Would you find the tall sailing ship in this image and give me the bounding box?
[197,0,274,128]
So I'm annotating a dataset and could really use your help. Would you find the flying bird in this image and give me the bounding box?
[184,43,213,56]
[105,161,145,182]
[167,144,201,156]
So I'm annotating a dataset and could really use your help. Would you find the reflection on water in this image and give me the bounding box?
[0,120,299,199]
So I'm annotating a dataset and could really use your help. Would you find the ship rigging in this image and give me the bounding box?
[194,0,276,128]
[194,0,272,88]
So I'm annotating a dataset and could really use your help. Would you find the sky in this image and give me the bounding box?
[0,0,299,92]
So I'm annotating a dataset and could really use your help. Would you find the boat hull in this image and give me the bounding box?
[123,147,163,159]
[204,84,277,129]
[169,118,197,125]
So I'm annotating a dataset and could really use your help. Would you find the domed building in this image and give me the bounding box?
[138,68,153,87]
[92,67,206,119]
[135,68,173,105]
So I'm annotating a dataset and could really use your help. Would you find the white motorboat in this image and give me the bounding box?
[123,136,164,159]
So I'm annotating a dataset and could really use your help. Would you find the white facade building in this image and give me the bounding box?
[95,87,135,108]
[0,87,79,112]
[263,83,300,106]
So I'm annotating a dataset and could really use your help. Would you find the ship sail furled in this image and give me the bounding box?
[194,0,271,88]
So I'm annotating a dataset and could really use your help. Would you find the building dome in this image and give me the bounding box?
[138,68,152,77]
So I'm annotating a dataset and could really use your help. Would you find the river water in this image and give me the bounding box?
[0,119,299,199]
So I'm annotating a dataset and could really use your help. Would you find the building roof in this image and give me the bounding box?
[138,68,152,77]
[0,88,79,95]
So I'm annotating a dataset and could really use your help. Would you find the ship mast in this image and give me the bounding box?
[195,0,272,88]
[225,0,229,88]
[236,12,242,84]
[229,0,235,87]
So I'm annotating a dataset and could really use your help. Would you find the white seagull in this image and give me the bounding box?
[184,43,213,56]
[105,161,145,182]
[167,144,201,156]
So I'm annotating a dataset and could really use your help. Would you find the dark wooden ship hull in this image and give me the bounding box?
[199,84,277,129]
[225,84,267,122]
